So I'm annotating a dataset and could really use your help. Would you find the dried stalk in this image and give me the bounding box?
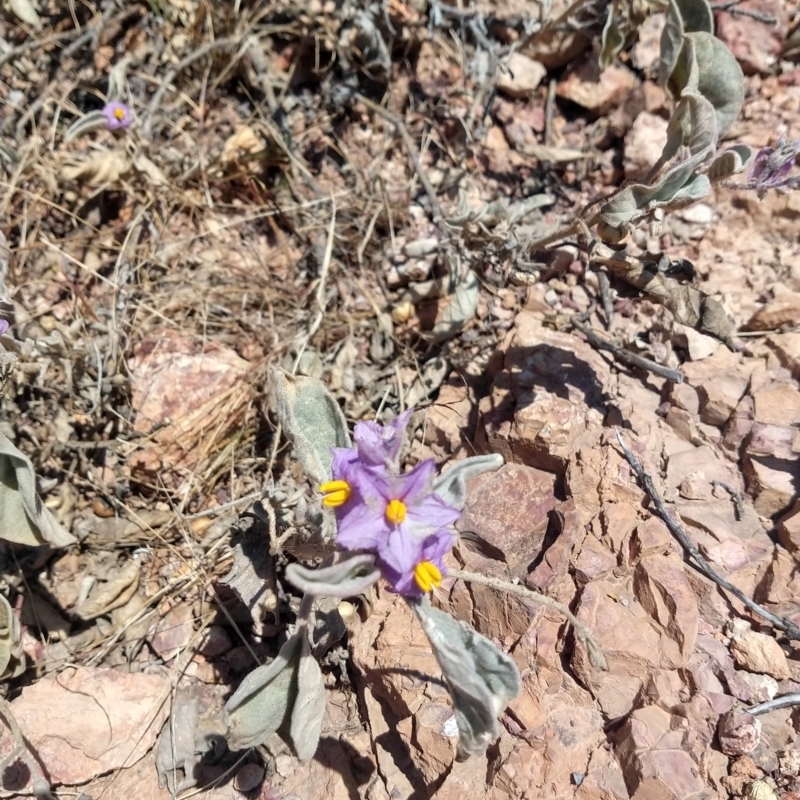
[449,568,608,670]
[615,429,800,641]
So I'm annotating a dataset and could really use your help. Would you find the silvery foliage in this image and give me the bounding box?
[598,0,752,231]
[65,56,133,141]
[224,368,519,762]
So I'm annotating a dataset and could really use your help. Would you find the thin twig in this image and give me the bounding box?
[615,429,800,641]
[572,319,684,383]
[355,93,443,225]
[710,1,778,23]
[597,270,614,328]
[544,78,557,148]
[448,568,608,670]
[180,489,265,521]
[711,480,745,521]
[747,693,800,716]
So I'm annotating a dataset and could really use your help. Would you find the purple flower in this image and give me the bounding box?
[102,101,132,131]
[320,413,461,596]
[746,139,799,196]
[0,319,8,336]
[352,409,412,469]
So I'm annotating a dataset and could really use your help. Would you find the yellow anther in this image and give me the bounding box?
[385,498,407,525]
[414,561,442,593]
[113,107,126,120]
[320,479,351,507]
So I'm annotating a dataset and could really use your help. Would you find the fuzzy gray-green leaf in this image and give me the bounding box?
[289,636,327,761]
[599,5,624,70]
[271,368,351,485]
[433,454,504,510]
[65,111,110,142]
[285,555,381,598]
[0,430,76,547]
[667,32,744,138]
[224,633,301,750]
[659,0,714,85]
[708,144,754,181]
[411,599,520,760]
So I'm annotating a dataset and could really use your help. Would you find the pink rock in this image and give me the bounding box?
[715,0,787,74]
[745,291,800,330]
[633,555,698,664]
[0,667,169,787]
[557,56,640,114]
[616,706,708,799]
[624,112,669,179]
[573,534,616,584]
[457,463,557,571]
[571,579,663,717]
[150,603,194,661]
[718,711,762,756]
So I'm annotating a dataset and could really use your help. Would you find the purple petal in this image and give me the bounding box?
[404,492,461,539]
[336,499,387,551]
[353,409,412,468]
[0,320,8,336]
[102,101,132,130]
[749,147,771,180]
[420,529,456,564]
[397,459,437,503]
[377,524,422,576]
[330,447,359,481]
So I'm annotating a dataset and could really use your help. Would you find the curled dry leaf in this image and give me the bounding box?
[60,150,133,184]
[0,429,75,548]
[74,559,140,621]
[5,0,42,29]
[429,269,480,344]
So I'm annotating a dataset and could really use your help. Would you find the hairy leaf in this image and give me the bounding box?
[224,633,301,750]
[599,5,624,70]
[659,0,713,85]
[289,636,327,761]
[411,598,520,760]
[65,111,110,142]
[433,453,504,510]
[708,144,754,181]
[598,151,705,227]
[661,93,718,162]
[0,430,75,547]
[285,555,381,598]
[667,32,744,138]
[271,367,351,485]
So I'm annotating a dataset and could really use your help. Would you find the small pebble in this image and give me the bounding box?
[234,763,265,792]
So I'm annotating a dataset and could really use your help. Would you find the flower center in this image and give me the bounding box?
[320,479,351,507]
[385,499,406,524]
[113,107,126,120]
[414,561,442,592]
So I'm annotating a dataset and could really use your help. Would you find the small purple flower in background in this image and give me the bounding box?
[320,414,461,597]
[0,319,8,336]
[746,138,799,197]
[102,101,132,131]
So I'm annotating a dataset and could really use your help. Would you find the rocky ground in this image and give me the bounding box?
[0,0,799,799]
